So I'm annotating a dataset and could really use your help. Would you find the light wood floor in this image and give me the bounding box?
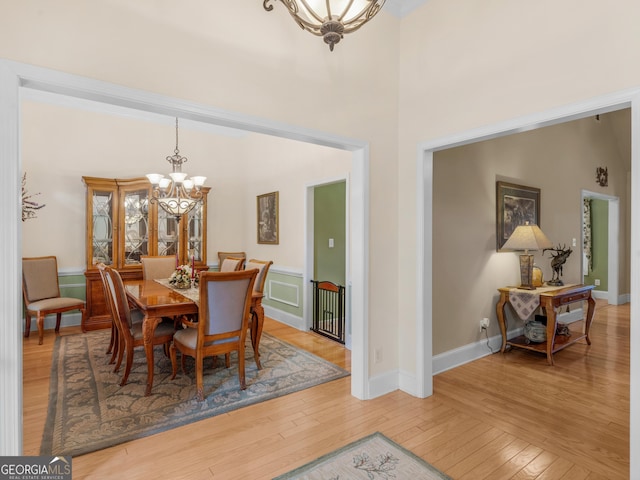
[23,300,629,479]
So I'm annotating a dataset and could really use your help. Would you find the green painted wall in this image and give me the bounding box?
[584,198,608,291]
[313,182,346,285]
[262,271,303,317]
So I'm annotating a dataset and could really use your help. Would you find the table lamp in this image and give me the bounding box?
[502,222,552,290]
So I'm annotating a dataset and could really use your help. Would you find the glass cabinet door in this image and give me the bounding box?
[187,202,205,262]
[120,188,150,266]
[91,190,115,265]
[157,207,179,257]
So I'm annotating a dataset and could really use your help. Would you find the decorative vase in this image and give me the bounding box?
[532,265,543,287]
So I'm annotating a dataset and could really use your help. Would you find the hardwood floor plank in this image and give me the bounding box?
[24,303,630,479]
[484,444,545,480]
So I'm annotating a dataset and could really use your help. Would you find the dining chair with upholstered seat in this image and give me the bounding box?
[141,255,176,280]
[217,251,246,272]
[101,264,175,388]
[170,269,258,401]
[244,259,273,369]
[96,263,120,365]
[22,256,86,345]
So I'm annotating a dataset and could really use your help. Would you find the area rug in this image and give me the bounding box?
[41,329,349,457]
[274,432,451,480]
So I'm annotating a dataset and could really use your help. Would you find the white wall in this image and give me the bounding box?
[20,101,351,270]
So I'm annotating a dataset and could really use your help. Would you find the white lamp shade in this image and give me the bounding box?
[191,176,207,187]
[169,172,188,184]
[146,173,164,185]
[502,223,553,252]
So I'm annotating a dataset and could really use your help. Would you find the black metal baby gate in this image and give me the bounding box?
[310,280,345,344]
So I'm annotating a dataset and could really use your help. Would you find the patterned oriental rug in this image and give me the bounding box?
[274,432,451,479]
[41,329,349,457]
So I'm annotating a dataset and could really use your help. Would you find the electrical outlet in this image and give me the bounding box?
[594,279,601,286]
[480,317,490,332]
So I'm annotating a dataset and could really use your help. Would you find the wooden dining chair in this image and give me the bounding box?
[141,255,176,280]
[217,251,246,271]
[96,263,120,365]
[170,269,258,401]
[101,264,175,387]
[244,259,273,369]
[22,256,86,345]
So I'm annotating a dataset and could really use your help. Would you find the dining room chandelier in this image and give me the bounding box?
[146,118,207,221]
[263,0,386,51]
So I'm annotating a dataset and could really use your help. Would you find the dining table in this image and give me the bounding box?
[124,278,266,396]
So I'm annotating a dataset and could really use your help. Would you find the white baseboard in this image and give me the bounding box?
[23,312,83,333]
[432,330,511,375]
[368,369,399,398]
[263,305,305,331]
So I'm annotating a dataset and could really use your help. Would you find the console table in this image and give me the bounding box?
[495,284,596,365]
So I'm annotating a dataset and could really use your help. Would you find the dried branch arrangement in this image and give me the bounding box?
[22,172,46,221]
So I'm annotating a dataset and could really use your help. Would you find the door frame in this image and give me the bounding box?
[0,59,371,454]
[304,175,351,348]
[581,190,621,305]
[416,88,640,478]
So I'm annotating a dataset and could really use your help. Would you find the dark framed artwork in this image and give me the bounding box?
[257,191,279,245]
[496,181,540,251]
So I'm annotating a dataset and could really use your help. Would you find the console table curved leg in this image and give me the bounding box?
[543,299,556,366]
[496,292,508,353]
[585,295,596,345]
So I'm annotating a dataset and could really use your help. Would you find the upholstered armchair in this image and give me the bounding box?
[22,256,86,345]
[170,269,258,401]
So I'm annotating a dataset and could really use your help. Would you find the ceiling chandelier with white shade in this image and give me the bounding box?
[263,0,386,51]
[146,118,207,221]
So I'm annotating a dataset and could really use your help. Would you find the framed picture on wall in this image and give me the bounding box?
[257,191,279,245]
[496,181,540,251]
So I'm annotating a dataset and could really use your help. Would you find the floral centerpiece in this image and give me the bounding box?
[169,264,197,289]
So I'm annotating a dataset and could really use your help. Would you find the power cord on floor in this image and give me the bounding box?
[482,327,495,354]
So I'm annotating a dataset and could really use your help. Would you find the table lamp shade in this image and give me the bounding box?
[502,222,552,289]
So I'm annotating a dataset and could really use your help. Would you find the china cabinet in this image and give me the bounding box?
[82,176,209,330]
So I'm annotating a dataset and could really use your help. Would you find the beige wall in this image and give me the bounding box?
[20,101,351,269]
[397,0,640,372]
[432,110,630,354]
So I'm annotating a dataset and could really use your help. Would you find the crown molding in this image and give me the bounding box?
[384,0,429,18]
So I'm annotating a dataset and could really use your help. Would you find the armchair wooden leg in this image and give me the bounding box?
[24,314,31,338]
[37,313,45,345]
[55,313,62,333]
